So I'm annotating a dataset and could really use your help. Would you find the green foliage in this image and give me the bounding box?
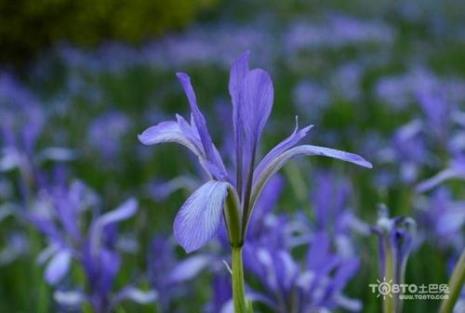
[0,0,217,67]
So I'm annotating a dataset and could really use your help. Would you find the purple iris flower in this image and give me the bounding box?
[311,171,370,257]
[416,188,465,251]
[243,232,361,313]
[139,51,372,253]
[147,235,214,312]
[202,175,358,313]
[28,181,155,312]
[0,74,75,202]
[372,206,416,313]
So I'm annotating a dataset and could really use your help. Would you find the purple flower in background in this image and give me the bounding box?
[372,206,416,313]
[416,188,465,251]
[28,181,154,312]
[0,73,44,154]
[243,232,362,313]
[415,155,465,252]
[0,73,75,201]
[147,235,214,312]
[285,15,394,55]
[311,171,370,257]
[88,111,131,163]
[416,89,452,141]
[139,51,372,253]
[377,120,429,184]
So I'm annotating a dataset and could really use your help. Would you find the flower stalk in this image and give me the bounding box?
[439,248,465,313]
[232,246,248,313]
[226,187,253,313]
[383,236,395,313]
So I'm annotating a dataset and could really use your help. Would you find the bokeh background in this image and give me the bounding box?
[1,0,465,312]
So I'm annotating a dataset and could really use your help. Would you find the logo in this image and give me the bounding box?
[369,278,450,301]
[371,277,393,299]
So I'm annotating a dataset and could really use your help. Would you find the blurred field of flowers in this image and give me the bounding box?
[1,0,465,312]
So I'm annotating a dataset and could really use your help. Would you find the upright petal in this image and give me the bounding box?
[229,51,250,111]
[238,69,274,198]
[174,181,229,253]
[229,52,250,193]
[176,73,214,158]
[176,73,227,179]
[242,69,274,141]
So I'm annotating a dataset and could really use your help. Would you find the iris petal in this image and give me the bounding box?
[138,121,202,155]
[174,181,229,253]
[254,121,313,180]
[176,73,227,179]
[251,144,372,209]
[228,52,274,198]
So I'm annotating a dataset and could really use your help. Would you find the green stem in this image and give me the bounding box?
[440,248,465,313]
[384,239,395,313]
[232,246,248,313]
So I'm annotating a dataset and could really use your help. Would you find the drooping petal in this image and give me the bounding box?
[251,144,372,209]
[176,114,202,148]
[254,120,313,179]
[138,120,203,156]
[173,181,229,253]
[45,250,72,285]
